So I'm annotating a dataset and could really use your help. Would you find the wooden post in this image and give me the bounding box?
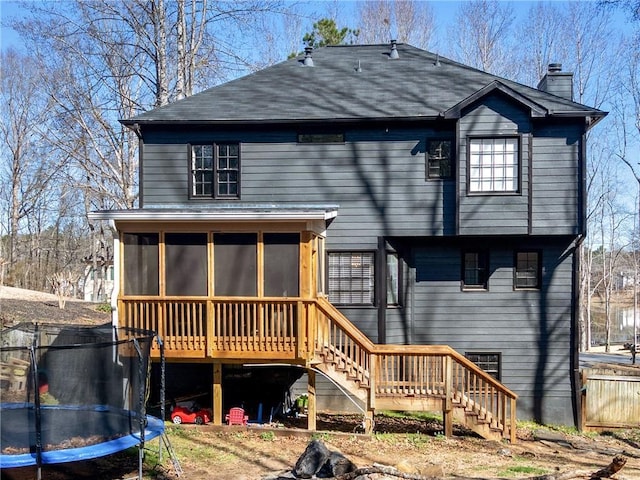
[213,362,223,425]
[307,369,316,431]
[510,397,517,444]
[296,301,304,359]
[300,231,313,299]
[443,356,453,438]
[365,353,376,434]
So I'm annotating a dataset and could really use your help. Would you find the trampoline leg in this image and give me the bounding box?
[138,445,143,480]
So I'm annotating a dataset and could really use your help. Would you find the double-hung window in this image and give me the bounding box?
[469,137,518,193]
[191,143,240,198]
[328,252,375,305]
[427,139,453,179]
[462,251,488,290]
[515,251,541,289]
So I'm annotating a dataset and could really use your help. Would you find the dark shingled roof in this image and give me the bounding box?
[123,43,605,125]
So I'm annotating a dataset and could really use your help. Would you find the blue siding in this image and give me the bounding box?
[458,94,531,235]
[137,94,587,425]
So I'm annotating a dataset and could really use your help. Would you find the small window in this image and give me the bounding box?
[462,251,488,290]
[465,352,501,380]
[298,133,344,143]
[386,252,401,306]
[328,251,374,305]
[427,139,453,179]
[191,143,240,198]
[469,137,518,193]
[515,251,541,289]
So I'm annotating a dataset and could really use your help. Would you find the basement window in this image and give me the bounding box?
[465,352,501,380]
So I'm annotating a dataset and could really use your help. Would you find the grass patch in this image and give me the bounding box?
[498,465,548,476]
[378,410,442,422]
[259,431,276,441]
[517,420,599,439]
[95,302,113,313]
[311,432,333,442]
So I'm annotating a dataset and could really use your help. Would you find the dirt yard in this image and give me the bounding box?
[1,287,639,479]
[2,417,640,479]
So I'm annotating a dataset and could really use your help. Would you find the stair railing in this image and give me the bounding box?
[313,297,517,442]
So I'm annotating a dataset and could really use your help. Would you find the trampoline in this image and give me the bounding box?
[0,322,166,478]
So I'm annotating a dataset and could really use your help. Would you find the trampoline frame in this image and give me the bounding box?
[0,323,167,480]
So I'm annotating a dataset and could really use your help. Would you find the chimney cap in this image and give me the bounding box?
[548,63,562,73]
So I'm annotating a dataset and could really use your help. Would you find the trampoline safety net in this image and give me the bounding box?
[0,322,162,468]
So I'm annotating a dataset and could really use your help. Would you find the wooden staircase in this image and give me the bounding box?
[310,298,518,442]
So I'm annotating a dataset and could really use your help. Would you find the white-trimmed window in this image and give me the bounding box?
[328,252,375,305]
[469,138,518,193]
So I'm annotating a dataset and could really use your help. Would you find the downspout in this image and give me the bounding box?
[572,234,585,431]
[377,237,387,344]
[573,126,589,430]
[107,219,120,328]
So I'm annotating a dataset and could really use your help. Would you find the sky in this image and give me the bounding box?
[4,0,626,54]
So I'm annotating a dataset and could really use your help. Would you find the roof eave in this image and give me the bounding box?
[87,207,339,223]
[120,115,444,128]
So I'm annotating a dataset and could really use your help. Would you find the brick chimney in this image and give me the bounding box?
[537,63,573,101]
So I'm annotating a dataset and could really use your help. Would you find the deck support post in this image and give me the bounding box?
[443,356,453,438]
[213,362,223,425]
[307,369,316,431]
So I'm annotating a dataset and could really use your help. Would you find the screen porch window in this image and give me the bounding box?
[123,233,159,296]
[427,139,453,179]
[191,143,240,198]
[328,252,375,305]
[515,251,541,289]
[469,138,518,192]
[462,251,488,289]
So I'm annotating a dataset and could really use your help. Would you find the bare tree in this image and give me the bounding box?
[517,2,567,86]
[0,49,58,286]
[610,39,640,346]
[356,0,435,49]
[447,0,516,77]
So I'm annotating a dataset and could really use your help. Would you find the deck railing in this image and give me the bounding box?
[118,296,517,440]
[119,297,306,360]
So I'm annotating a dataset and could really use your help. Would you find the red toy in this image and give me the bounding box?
[170,402,212,425]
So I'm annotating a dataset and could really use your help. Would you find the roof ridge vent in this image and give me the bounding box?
[303,46,314,67]
[389,39,399,59]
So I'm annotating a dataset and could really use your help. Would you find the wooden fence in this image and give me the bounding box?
[582,366,640,430]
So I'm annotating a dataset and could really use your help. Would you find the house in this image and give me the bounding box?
[88,43,606,440]
[82,263,114,302]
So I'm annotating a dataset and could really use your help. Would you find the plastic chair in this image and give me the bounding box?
[225,407,248,425]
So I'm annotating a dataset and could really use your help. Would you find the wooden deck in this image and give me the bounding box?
[118,296,518,442]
